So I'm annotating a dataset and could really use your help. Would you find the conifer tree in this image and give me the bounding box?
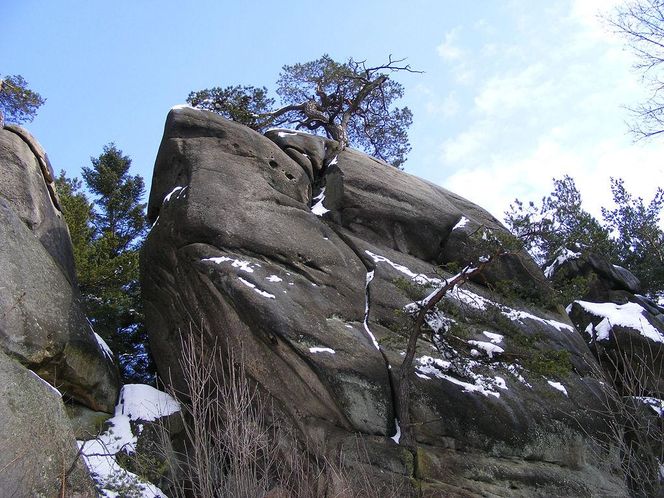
[0,74,45,126]
[56,145,154,382]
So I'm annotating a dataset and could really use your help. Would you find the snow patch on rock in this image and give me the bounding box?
[572,300,664,343]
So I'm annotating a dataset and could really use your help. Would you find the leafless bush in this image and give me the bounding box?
[156,331,412,497]
[585,335,664,497]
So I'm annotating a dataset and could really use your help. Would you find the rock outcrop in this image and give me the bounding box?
[0,125,120,413]
[0,125,121,496]
[142,107,629,496]
[557,253,664,495]
[0,350,95,497]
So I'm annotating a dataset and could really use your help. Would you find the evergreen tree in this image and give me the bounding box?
[602,178,664,296]
[56,145,154,383]
[188,55,418,168]
[506,176,664,300]
[505,175,615,266]
[55,172,94,267]
[0,74,45,126]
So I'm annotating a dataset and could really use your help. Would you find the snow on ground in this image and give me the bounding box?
[415,356,505,398]
[501,309,574,332]
[365,250,438,285]
[391,418,401,444]
[571,300,664,343]
[94,332,114,360]
[309,347,335,354]
[505,364,532,388]
[547,380,568,396]
[543,248,581,279]
[79,384,179,497]
[29,370,61,397]
[311,188,330,216]
[363,270,380,350]
[634,396,664,417]
[201,256,255,273]
[482,331,503,343]
[366,249,573,334]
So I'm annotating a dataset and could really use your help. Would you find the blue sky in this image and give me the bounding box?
[3,0,663,221]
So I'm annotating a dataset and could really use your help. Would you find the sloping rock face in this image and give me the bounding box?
[0,126,120,412]
[142,107,628,496]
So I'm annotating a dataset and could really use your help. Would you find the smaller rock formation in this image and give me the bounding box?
[0,124,121,496]
[0,125,120,413]
[556,252,664,496]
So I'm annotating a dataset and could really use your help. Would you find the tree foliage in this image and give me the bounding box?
[505,176,615,265]
[56,145,153,383]
[0,74,45,126]
[610,0,664,139]
[505,175,664,299]
[187,54,418,167]
[602,178,664,293]
[187,85,274,130]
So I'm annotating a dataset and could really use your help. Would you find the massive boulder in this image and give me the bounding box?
[142,107,628,496]
[0,126,120,412]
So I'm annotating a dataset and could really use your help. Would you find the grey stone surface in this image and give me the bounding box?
[0,196,119,412]
[0,125,120,413]
[0,350,95,497]
[142,107,628,496]
[0,127,74,284]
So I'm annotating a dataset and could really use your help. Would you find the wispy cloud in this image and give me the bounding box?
[423,0,664,224]
[436,28,464,61]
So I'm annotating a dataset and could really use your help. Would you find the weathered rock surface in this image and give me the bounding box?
[0,125,120,412]
[142,107,628,496]
[556,253,664,495]
[0,349,95,497]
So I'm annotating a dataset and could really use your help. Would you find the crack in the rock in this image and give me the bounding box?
[326,223,402,444]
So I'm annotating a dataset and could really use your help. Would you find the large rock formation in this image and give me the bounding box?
[142,107,629,496]
[0,125,121,496]
[0,125,120,412]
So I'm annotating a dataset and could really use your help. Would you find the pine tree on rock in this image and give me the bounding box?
[0,74,45,126]
[188,54,419,168]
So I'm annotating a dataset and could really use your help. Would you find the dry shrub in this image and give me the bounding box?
[157,331,409,497]
[585,336,664,498]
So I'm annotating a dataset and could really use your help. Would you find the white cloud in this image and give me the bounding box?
[474,63,552,116]
[436,28,464,61]
[423,0,664,226]
[440,126,487,164]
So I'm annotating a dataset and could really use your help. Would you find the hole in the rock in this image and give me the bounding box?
[269,160,279,168]
[284,171,295,180]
